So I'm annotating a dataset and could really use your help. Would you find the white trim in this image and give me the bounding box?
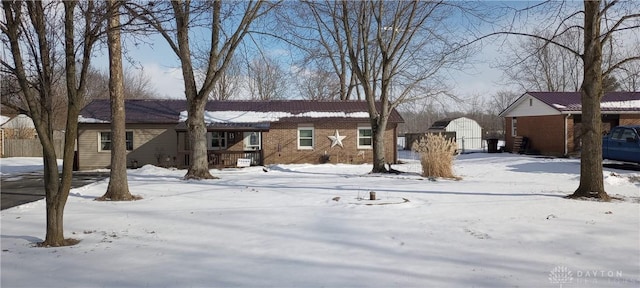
[98,131,133,152]
[357,125,373,149]
[511,118,517,137]
[207,131,228,150]
[500,92,640,117]
[98,131,110,152]
[297,125,314,150]
[243,131,261,151]
[502,94,562,117]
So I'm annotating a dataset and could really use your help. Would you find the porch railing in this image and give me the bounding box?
[177,150,262,169]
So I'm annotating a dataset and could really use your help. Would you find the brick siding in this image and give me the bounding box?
[262,122,397,165]
[505,115,567,156]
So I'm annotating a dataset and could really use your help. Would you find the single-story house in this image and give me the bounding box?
[1,114,37,157]
[499,91,640,156]
[428,117,483,152]
[77,100,404,170]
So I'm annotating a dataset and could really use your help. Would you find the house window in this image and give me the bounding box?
[357,126,373,149]
[511,118,517,137]
[207,131,227,150]
[298,125,314,149]
[243,132,261,151]
[99,131,133,151]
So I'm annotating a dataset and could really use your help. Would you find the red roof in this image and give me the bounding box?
[79,100,404,124]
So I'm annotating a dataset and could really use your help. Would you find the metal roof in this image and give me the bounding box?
[79,100,404,124]
[527,92,640,112]
[499,91,640,117]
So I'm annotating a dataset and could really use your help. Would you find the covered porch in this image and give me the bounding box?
[175,122,269,169]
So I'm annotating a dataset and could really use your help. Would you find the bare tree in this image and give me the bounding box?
[0,74,31,115]
[488,1,640,200]
[1,66,72,130]
[278,1,359,100]
[246,55,289,100]
[209,57,241,100]
[83,67,159,102]
[397,99,447,134]
[499,29,583,92]
[331,1,473,172]
[614,59,640,91]
[491,90,520,115]
[124,69,158,99]
[500,26,630,94]
[1,1,105,246]
[296,69,340,100]
[98,0,137,201]
[569,0,638,200]
[130,0,272,179]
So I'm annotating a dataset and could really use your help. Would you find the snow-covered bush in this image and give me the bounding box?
[412,133,458,179]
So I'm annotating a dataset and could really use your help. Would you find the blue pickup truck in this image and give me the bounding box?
[602,125,640,163]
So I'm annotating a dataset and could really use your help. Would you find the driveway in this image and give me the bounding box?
[1,172,109,210]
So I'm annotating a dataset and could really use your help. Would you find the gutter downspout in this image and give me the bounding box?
[564,114,570,156]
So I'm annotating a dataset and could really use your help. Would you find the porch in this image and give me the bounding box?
[177,150,262,169]
[175,122,269,169]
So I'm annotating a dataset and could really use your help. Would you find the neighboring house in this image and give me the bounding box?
[499,91,640,156]
[428,117,483,152]
[1,114,37,157]
[1,114,37,139]
[77,100,404,170]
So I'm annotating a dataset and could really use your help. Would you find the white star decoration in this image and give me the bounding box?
[327,130,346,148]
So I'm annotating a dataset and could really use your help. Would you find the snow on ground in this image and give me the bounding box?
[0,157,62,176]
[1,152,639,287]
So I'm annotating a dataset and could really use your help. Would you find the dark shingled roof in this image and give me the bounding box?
[429,118,455,130]
[79,99,404,124]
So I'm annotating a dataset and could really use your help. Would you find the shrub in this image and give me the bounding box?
[412,133,458,179]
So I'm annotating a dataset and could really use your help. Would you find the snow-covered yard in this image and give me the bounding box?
[1,152,639,287]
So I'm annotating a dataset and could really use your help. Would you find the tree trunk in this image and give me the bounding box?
[170,1,215,180]
[184,96,215,179]
[568,0,609,201]
[43,1,82,246]
[4,0,98,247]
[42,151,64,246]
[371,116,389,173]
[100,0,136,201]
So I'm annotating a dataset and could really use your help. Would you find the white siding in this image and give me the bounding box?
[0,115,35,129]
[445,117,483,151]
[78,123,177,170]
[503,94,561,117]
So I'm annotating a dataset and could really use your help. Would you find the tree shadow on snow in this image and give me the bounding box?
[348,186,565,198]
[507,161,580,174]
[1,234,43,244]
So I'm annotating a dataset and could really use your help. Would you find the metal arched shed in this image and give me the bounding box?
[428,117,483,152]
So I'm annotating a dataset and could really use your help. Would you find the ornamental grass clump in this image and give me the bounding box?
[412,133,458,179]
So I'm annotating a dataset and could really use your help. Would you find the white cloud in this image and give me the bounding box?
[140,63,185,99]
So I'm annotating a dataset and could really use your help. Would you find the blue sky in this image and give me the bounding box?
[91,1,586,104]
